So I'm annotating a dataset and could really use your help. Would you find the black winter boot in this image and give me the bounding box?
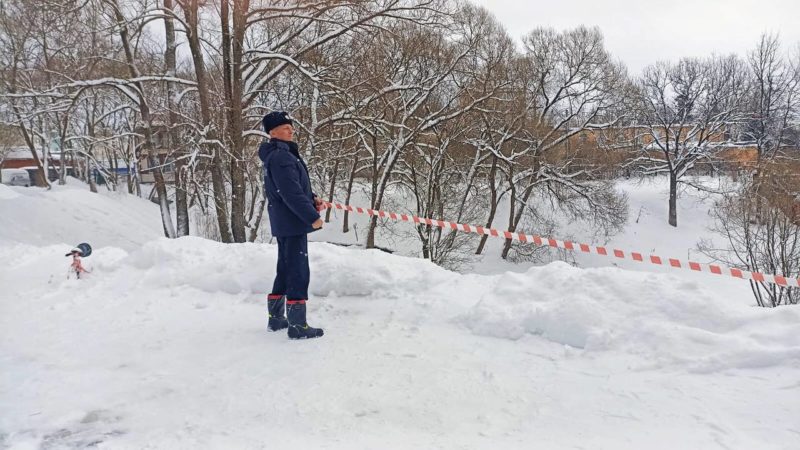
[286,301,324,339]
[267,294,289,331]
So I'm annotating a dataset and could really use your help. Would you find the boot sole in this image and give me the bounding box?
[288,335,323,340]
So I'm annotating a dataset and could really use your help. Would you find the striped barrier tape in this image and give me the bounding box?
[320,201,799,288]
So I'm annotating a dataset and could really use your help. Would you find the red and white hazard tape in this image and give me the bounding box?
[321,201,799,288]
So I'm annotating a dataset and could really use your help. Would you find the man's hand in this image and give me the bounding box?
[313,196,325,212]
[312,218,324,229]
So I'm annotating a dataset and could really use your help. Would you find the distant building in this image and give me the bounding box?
[0,147,79,181]
[558,123,765,177]
[135,122,176,184]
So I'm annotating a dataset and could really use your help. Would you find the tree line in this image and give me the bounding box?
[2,0,799,304]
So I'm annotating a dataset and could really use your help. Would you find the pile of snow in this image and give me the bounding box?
[463,263,800,373]
[0,180,163,251]
[0,184,21,200]
[1,179,800,449]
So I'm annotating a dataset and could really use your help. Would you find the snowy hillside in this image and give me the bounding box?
[0,182,164,251]
[1,181,799,449]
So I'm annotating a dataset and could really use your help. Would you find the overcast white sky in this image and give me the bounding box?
[469,0,800,74]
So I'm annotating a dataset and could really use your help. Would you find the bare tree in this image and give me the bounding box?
[348,10,503,249]
[96,0,176,237]
[168,0,448,243]
[697,38,800,308]
[0,0,65,188]
[497,26,629,259]
[400,4,515,266]
[13,0,798,281]
[162,0,190,236]
[700,184,800,307]
[743,34,800,164]
[632,55,750,227]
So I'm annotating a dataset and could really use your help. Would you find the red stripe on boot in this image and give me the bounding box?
[286,299,307,305]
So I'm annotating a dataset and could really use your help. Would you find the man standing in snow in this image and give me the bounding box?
[258,111,325,339]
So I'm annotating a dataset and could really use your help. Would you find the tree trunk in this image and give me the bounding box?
[367,137,402,249]
[421,225,430,259]
[454,149,484,223]
[15,117,49,188]
[183,0,232,242]
[108,0,175,238]
[366,216,378,248]
[343,155,359,233]
[325,158,340,222]
[152,159,176,238]
[222,0,250,243]
[501,175,535,259]
[87,154,98,193]
[500,163,516,259]
[129,140,140,195]
[432,179,445,263]
[476,155,499,255]
[248,196,267,242]
[164,0,189,237]
[173,155,189,236]
[366,137,380,248]
[58,116,70,185]
[668,171,678,227]
[57,136,66,185]
[86,111,98,193]
[367,156,395,249]
[109,148,118,190]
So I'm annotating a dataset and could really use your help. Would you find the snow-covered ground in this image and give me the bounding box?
[1,180,799,449]
[0,182,163,252]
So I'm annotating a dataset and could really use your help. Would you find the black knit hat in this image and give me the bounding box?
[262,111,294,134]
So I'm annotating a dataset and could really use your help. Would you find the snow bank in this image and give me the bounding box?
[460,262,800,372]
[0,184,20,200]
[0,179,163,250]
[4,236,796,374]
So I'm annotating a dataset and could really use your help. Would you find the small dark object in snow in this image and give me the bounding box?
[65,243,92,279]
[64,242,92,257]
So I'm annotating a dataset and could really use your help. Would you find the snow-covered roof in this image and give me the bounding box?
[3,148,65,161]
[4,148,38,160]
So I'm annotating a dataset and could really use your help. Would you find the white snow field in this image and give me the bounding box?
[1,181,799,449]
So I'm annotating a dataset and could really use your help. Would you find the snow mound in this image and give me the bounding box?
[461,262,800,371]
[4,236,797,375]
[117,236,455,299]
[0,184,21,200]
[0,178,163,250]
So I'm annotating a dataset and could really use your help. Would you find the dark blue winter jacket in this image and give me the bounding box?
[259,138,320,237]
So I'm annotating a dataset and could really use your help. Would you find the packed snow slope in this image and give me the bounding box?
[0,182,163,252]
[1,181,799,449]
